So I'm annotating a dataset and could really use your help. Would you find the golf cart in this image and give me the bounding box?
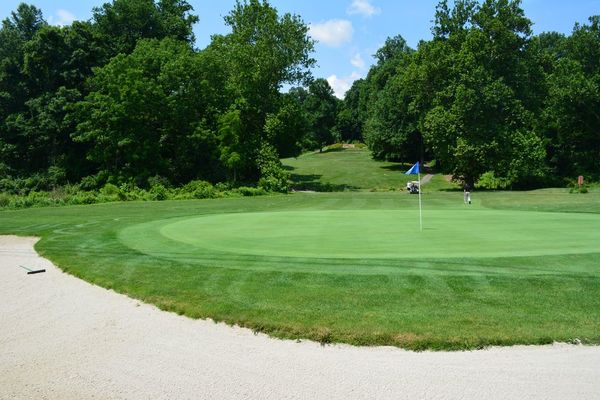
[406,181,420,194]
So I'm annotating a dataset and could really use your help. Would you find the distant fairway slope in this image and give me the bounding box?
[282,147,453,191]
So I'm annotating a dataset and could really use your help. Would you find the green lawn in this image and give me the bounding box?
[282,148,455,191]
[2,190,599,350]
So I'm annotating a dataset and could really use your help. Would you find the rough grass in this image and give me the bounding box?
[1,190,599,350]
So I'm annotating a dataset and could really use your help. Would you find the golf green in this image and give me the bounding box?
[120,208,600,260]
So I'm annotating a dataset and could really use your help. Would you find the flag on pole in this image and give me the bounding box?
[404,161,420,175]
[404,161,423,232]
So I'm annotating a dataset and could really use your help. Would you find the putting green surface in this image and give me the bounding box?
[120,209,600,260]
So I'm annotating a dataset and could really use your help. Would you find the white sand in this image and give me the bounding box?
[1,235,599,400]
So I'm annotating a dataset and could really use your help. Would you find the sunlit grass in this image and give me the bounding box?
[1,190,599,350]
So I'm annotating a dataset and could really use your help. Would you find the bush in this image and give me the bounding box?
[80,172,108,191]
[116,182,143,201]
[149,184,168,201]
[69,192,98,205]
[258,176,288,192]
[47,166,67,187]
[0,178,21,194]
[182,180,216,199]
[24,174,49,192]
[477,172,511,190]
[0,193,10,208]
[236,186,267,196]
[323,143,344,152]
[257,145,290,193]
[147,175,171,188]
[100,183,120,196]
[569,186,589,194]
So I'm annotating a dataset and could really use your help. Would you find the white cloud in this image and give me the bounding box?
[49,9,76,26]
[309,20,353,47]
[327,72,362,99]
[350,53,366,69]
[347,0,381,17]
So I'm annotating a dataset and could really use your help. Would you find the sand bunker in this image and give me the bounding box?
[1,235,598,399]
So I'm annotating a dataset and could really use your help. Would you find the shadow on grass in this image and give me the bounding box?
[289,173,360,192]
[380,164,410,172]
[380,164,436,174]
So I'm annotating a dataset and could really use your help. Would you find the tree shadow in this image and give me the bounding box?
[380,164,434,174]
[380,164,410,172]
[289,173,360,192]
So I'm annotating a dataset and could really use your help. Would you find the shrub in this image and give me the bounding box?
[47,166,67,187]
[25,174,50,192]
[258,176,288,192]
[0,193,10,208]
[236,186,267,196]
[182,180,216,199]
[149,184,168,201]
[323,143,344,152]
[101,183,120,196]
[215,182,230,192]
[69,192,98,205]
[80,172,108,191]
[477,172,511,190]
[569,186,589,194]
[257,145,290,193]
[147,175,171,188]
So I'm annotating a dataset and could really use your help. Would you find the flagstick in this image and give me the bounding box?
[418,171,423,232]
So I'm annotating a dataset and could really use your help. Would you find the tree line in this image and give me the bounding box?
[0,0,343,194]
[1,0,598,194]
[338,0,599,187]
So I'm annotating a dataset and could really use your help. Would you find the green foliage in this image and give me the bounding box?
[0,193,10,207]
[0,0,598,193]
[92,0,198,56]
[265,99,307,158]
[542,16,600,179]
[302,78,339,150]
[235,186,267,196]
[420,1,546,185]
[336,79,366,143]
[569,186,589,194]
[217,110,243,182]
[100,183,120,196]
[0,179,284,210]
[0,0,317,191]
[149,183,168,201]
[256,144,290,192]
[210,0,316,179]
[477,171,511,190]
[323,143,344,152]
[182,180,216,199]
[350,0,600,188]
[72,38,226,185]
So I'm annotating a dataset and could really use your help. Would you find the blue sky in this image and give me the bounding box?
[1,0,599,97]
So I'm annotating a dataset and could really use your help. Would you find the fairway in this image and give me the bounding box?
[121,209,600,260]
[1,190,600,349]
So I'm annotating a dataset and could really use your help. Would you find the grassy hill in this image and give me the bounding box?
[282,146,455,191]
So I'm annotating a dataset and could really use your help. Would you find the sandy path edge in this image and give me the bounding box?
[1,235,599,400]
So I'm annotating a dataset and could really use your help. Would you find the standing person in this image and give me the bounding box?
[463,182,472,204]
